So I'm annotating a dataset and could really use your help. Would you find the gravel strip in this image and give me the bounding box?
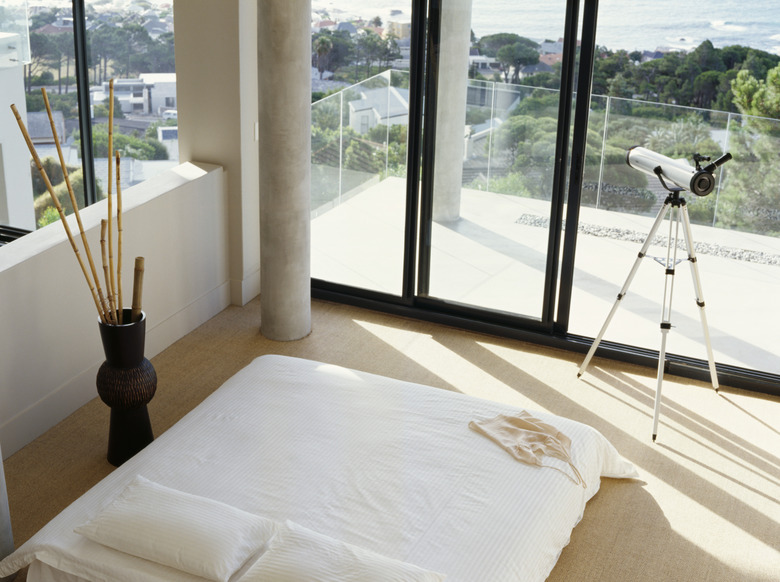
[515,214,780,266]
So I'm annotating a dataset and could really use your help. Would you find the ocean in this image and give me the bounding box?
[312,0,780,55]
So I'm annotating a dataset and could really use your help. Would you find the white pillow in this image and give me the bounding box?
[243,520,446,581]
[74,476,276,582]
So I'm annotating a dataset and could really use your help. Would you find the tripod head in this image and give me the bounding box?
[626,146,732,197]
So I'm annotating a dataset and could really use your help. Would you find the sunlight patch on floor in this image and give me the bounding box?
[353,319,542,410]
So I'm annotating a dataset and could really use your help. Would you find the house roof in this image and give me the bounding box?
[539,53,562,66]
[26,111,65,144]
[521,62,554,75]
[349,86,409,120]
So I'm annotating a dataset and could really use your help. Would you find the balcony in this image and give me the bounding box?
[311,72,780,378]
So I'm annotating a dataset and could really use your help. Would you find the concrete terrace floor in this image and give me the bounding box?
[311,176,780,379]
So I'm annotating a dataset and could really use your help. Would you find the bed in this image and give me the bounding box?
[0,355,637,581]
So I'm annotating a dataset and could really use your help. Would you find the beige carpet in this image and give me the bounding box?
[5,297,780,581]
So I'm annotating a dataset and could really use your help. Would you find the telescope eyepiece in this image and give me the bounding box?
[703,152,733,174]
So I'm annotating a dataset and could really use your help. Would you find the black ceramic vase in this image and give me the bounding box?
[96,309,156,466]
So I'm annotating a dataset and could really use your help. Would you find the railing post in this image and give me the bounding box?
[596,96,611,209]
[339,90,344,204]
[385,70,391,178]
[487,80,497,193]
[713,112,733,227]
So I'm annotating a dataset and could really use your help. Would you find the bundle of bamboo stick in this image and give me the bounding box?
[10,80,145,326]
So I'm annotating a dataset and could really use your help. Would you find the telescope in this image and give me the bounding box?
[626,146,732,196]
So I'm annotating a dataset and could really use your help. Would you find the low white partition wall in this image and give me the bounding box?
[0,162,230,458]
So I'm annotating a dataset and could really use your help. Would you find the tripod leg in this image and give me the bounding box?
[680,205,719,390]
[652,326,670,442]
[652,203,682,441]
[578,202,671,378]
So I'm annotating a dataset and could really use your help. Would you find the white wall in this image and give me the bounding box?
[0,162,230,458]
[175,0,260,306]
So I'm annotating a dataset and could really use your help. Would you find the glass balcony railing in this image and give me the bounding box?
[311,70,408,218]
[314,72,780,239]
[311,72,780,376]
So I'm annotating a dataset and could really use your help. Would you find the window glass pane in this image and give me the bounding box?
[570,0,780,376]
[425,1,568,320]
[310,2,411,294]
[1,0,35,235]
[85,0,178,216]
[0,0,177,237]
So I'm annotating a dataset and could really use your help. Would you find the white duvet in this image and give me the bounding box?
[0,355,637,581]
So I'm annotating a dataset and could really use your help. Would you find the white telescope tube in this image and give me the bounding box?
[626,146,716,196]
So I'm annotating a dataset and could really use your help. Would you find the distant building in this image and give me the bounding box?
[469,54,498,74]
[92,79,150,115]
[386,21,411,41]
[33,18,72,35]
[336,21,358,35]
[348,86,409,134]
[641,50,666,62]
[540,40,564,54]
[539,53,563,67]
[139,73,177,116]
[519,62,554,79]
[91,74,177,117]
[25,111,65,145]
[312,20,337,33]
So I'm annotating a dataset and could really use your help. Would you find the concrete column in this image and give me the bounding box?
[258,1,312,341]
[432,0,473,223]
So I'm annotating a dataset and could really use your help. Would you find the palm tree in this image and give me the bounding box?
[314,35,333,80]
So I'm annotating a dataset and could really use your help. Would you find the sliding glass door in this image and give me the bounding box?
[310,1,414,296]
[568,0,780,377]
[419,0,573,324]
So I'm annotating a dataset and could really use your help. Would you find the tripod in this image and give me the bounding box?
[577,181,719,442]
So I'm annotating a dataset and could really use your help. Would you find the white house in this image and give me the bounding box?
[348,86,409,134]
[92,78,152,115]
[140,73,178,116]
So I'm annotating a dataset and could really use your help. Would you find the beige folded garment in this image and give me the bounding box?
[469,412,586,487]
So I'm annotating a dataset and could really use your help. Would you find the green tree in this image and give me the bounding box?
[477,33,524,58]
[493,114,558,199]
[26,32,57,92]
[316,30,353,73]
[713,125,780,234]
[592,49,632,95]
[692,70,725,109]
[496,41,540,84]
[142,32,176,73]
[314,35,333,80]
[90,25,124,82]
[119,23,154,77]
[30,8,58,30]
[644,115,720,159]
[356,30,385,78]
[344,137,384,174]
[84,125,168,161]
[731,64,780,120]
[55,32,76,94]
